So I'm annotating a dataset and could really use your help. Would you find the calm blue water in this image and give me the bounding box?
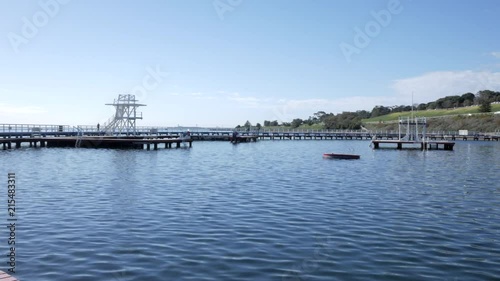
[1,140,499,281]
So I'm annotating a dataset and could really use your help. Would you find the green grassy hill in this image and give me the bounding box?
[363,113,500,133]
[253,104,500,133]
[363,104,500,123]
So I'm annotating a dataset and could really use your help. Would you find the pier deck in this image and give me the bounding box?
[1,136,192,150]
[230,135,258,143]
[1,124,498,143]
[372,140,455,150]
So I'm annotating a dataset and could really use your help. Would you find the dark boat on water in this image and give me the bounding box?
[323,153,360,160]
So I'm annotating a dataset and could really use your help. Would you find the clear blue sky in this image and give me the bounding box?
[1,0,500,127]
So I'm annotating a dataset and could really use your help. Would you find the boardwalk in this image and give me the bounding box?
[1,136,192,150]
[0,124,498,150]
[230,135,258,143]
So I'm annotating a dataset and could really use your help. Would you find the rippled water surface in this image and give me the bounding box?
[1,140,499,280]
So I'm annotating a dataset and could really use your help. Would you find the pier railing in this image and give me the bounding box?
[1,123,499,138]
[0,123,72,133]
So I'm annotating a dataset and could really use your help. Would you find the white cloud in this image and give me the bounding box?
[269,97,391,122]
[491,52,500,59]
[225,70,500,123]
[227,92,263,107]
[0,103,47,115]
[189,92,219,100]
[168,92,215,99]
[391,70,500,103]
[182,70,500,125]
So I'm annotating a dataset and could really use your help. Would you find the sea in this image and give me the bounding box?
[1,140,499,281]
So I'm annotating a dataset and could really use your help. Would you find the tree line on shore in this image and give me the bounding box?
[371,90,500,117]
[236,90,500,130]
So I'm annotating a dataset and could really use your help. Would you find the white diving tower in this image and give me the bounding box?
[398,115,427,142]
[103,94,146,135]
[398,94,427,143]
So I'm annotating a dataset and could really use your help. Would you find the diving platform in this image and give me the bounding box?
[371,140,455,150]
[371,116,455,150]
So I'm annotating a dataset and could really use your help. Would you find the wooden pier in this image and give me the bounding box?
[371,140,455,150]
[0,270,18,281]
[229,135,258,143]
[0,123,498,143]
[0,136,192,150]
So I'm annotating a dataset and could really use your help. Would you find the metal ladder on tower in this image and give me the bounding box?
[75,126,83,148]
[102,115,117,136]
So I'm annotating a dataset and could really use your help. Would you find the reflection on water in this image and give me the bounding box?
[1,140,499,280]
